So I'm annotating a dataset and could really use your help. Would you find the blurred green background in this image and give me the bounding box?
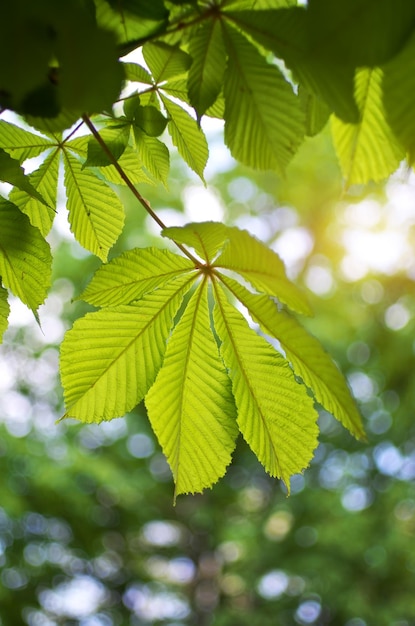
[1,125,415,626]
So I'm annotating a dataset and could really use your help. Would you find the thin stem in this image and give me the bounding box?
[81,114,202,266]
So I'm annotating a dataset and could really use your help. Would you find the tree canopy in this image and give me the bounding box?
[1,0,414,494]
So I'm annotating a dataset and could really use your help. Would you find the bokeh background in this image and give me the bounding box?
[1,123,415,626]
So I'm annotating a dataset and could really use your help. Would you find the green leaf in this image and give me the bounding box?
[162,221,228,262]
[63,152,124,261]
[98,147,154,186]
[383,31,415,163]
[80,247,195,307]
[96,0,168,52]
[214,226,312,315]
[331,67,404,186]
[61,275,195,422]
[0,120,52,161]
[222,22,304,174]
[307,0,415,67]
[213,283,318,488]
[225,8,359,123]
[146,281,238,497]
[107,0,168,21]
[0,199,51,313]
[188,18,227,120]
[123,62,153,84]
[125,98,168,137]
[161,94,208,181]
[220,276,365,440]
[84,125,131,168]
[9,149,59,236]
[0,148,48,205]
[143,42,192,83]
[299,86,331,137]
[161,79,190,104]
[0,285,10,343]
[133,130,170,186]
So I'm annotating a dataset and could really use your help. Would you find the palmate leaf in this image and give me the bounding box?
[80,247,195,307]
[220,275,365,439]
[188,18,227,120]
[9,149,59,236]
[0,199,51,313]
[146,280,238,497]
[213,283,318,487]
[61,274,195,422]
[97,147,154,186]
[221,21,304,174]
[163,221,311,313]
[63,152,124,261]
[65,223,363,496]
[160,94,209,181]
[0,285,10,343]
[331,68,404,186]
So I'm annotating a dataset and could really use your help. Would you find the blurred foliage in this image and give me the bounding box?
[1,127,415,625]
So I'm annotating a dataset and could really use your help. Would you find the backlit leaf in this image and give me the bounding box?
[80,247,195,307]
[9,149,59,236]
[225,8,359,123]
[63,152,124,260]
[61,275,194,422]
[222,22,304,174]
[188,19,227,119]
[214,226,312,315]
[143,42,192,83]
[162,221,228,262]
[220,276,365,439]
[133,130,170,186]
[0,199,51,313]
[213,283,318,487]
[0,148,48,205]
[123,62,153,84]
[383,31,415,163]
[331,67,404,185]
[146,281,238,496]
[0,120,52,161]
[161,95,208,181]
[84,125,130,168]
[0,285,10,343]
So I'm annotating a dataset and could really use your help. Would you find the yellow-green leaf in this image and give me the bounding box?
[331,67,404,186]
[0,199,51,313]
[214,226,312,315]
[188,18,227,120]
[146,281,238,497]
[61,275,194,423]
[80,247,195,307]
[0,285,10,343]
[222,22,304,173]
[0,120,52,161]
[162,221,228,262]
[133,130,170,186]
[160,94,208,181]
[9,149,59,236]
[63,151,124,261]
[213,283,318,488]
[220,276,365,440]
[143,41,192,83]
